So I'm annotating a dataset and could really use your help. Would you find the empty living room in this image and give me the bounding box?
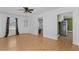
[0,7,79,51]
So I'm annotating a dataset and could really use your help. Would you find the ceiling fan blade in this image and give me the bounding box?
[28,11,32,13]
[23,7,28,11]
[18,7,33,13]
[29,9,34,11]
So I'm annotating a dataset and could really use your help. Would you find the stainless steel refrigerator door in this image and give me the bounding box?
[61,22,66,36]
[59,21,67,36]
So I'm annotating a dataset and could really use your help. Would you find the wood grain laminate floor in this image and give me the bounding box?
[0,34,79,51]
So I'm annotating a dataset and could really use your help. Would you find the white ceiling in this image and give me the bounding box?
[0,7,59,17]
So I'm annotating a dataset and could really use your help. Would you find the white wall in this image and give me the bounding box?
[29,8,74,40]
[0,14,7,37]
[29,15,39,35]
[29,10,58,39]
[39,11,58,39]
[73,8,79,46]
[18,17,30,34]
[29,7,79,47]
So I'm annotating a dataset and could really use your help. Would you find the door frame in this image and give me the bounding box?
[57,12,73,42]
[5,17,19,37]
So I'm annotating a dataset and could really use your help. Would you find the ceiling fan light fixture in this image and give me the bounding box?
[23,7,34,13]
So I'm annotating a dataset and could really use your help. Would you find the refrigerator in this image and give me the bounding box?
[58,20,67,36]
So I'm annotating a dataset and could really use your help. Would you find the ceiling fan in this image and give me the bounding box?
[19,7,34,13]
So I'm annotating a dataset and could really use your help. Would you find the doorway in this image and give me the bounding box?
[5,17,19,37]
[8,17,16,36]
[38,17,43,36]
[57,12,73,42]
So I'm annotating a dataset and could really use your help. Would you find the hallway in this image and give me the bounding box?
[0,34,78,51]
